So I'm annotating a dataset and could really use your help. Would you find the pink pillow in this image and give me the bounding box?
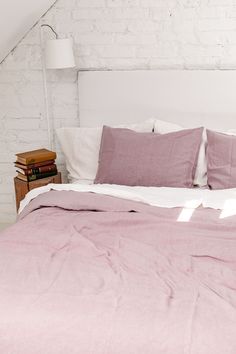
[95,126,203,187]
[207,129,236,189]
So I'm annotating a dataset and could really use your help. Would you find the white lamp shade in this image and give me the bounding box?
[44,38,75,69]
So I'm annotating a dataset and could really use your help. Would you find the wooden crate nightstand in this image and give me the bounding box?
[14,172,61,212]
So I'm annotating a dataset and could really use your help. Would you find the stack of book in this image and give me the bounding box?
[15,148,57,182]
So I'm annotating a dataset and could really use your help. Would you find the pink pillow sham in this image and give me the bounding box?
[207,129,236,189]
[95,126,203,187]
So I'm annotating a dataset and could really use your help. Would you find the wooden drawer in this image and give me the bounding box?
[28,173,61,191]
[14,172,61,212]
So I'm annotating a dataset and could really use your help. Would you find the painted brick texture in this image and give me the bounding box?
[1,0,236,222]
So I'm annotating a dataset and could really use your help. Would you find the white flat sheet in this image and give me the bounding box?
[19,183,236,214]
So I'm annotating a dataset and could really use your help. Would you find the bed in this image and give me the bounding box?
[1,70,236,354]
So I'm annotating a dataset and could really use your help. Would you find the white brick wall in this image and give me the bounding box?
[1,0,236,222]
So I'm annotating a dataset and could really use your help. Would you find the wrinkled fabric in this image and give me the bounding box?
[207,129,236,189]
[1,191,236,354]
[95,126,203,187]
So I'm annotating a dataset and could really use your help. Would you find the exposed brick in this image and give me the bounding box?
[94,45,136,58]
[116,33,156,45]
[198,18,236,31]
[128,20,162,33]
[75,33,114,44]
[109,8,149,19]
[140,0,175,7]
[4,118,41,131]
[75,0,106,7]
[72,8,107,19]
[107,0,140,7]
[137,42,179,58]
[95,21,127,32]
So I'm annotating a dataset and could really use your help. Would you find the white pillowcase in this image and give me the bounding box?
[56,119,154,183]
[154,119,207,187]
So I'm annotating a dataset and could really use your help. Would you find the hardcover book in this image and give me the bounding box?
[15,160,55,169]
[16,164,57,176]
[17,170,57,182]
[15,149,56,165]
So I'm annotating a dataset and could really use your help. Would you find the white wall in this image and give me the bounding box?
[0,0,56,63]
[1,0,236,222]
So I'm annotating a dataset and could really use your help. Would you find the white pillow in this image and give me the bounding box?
[56,119,154,183]
[154,119,207,187]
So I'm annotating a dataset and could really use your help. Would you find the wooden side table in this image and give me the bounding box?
[14,172,61,212]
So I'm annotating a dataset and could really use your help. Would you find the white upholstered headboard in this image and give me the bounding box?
[78,70,236,130]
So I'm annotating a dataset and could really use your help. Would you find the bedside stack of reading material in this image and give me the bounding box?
[15,149,57,182]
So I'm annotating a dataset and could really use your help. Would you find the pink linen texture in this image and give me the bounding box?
[0,190,236,354]
[95,126,203,187]
[207,129,236,189]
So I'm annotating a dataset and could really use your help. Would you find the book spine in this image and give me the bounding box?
[16,154,56,165]
[25,165,57,176]
[16,174,27,182]
[15,160,55,169]
[27,171,57,182]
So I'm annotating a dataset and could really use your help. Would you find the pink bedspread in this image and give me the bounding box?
[1,190,236,354]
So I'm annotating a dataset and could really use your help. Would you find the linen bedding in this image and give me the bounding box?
[1,186,236,354]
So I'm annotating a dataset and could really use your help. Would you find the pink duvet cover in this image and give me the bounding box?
[0,190,236,354]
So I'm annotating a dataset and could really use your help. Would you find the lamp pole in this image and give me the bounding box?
[40,23,75,150]
[40,24,58,150]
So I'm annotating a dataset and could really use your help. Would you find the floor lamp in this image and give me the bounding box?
[40,24,75,150]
